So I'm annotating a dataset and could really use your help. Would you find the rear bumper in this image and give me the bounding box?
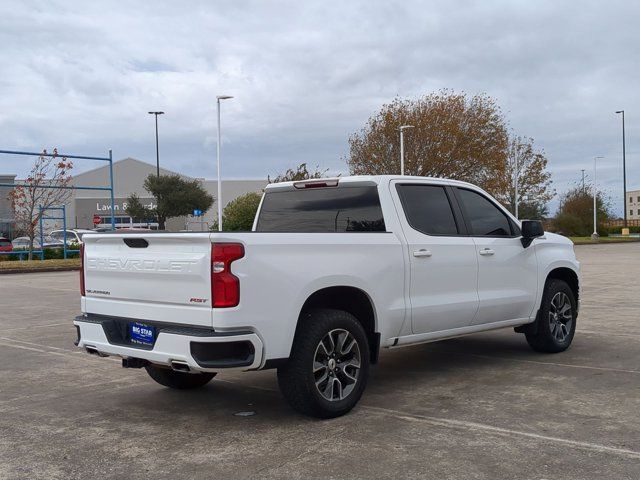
[74,314,264,372]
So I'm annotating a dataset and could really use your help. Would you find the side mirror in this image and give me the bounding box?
[521,220,544,248]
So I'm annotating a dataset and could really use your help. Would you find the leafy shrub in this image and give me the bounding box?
[212,192,263,232]
[551,187,611,236]
[602,225,640,235]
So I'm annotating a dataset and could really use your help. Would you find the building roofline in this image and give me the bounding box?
[71,157,187,180]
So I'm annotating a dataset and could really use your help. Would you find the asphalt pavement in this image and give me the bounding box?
[0,243,639,479]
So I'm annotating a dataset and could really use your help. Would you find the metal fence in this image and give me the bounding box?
[0,148,115,260]
[603,219,640,228]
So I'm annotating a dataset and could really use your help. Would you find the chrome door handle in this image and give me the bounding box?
[413,249,432,258]
[479,248,495,256]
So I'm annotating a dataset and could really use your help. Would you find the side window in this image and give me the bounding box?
[396,184,459,235]
[457,188,513,237]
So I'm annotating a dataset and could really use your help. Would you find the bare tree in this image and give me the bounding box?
[9,149,73,259]
[268,163,329,183]
[496,135,555,217]
[346,91,510,197]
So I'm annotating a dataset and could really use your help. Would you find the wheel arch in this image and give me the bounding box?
[516,265,580,337]
[296,286,380,364]
[546,267,580,309]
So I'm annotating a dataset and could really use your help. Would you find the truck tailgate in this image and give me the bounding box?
[82,233,213,326]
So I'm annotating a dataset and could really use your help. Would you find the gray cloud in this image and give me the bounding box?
[0,0,637,214]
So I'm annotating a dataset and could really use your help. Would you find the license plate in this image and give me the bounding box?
[129,322,155,346]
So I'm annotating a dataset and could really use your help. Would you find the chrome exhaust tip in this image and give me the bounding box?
[170,361,191,373]
[85,346,109,357]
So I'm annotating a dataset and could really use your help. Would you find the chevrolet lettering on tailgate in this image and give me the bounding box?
[87,257,200,273]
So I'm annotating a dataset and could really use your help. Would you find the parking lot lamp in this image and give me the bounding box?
[216,95,234,231]
[148,111,164,177]
[615,110,627,227]
[592,156,604,240]
[399,125,414,175]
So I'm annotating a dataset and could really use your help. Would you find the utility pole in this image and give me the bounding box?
[581,169,585,191]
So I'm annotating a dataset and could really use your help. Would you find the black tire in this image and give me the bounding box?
[525,279,577,353]
[277,308,370,419]
[145,364,216,389]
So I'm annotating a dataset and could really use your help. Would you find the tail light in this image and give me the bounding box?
[211,243,244,308]
[80,243,85,296]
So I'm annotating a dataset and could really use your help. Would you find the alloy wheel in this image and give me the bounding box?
[549,292,573,343]
[313,329,361,401]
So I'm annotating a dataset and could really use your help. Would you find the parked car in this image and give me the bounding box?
[74,176,580,418]
[11,236,65,250]
[0,237,12,252]
[49,229,94,245]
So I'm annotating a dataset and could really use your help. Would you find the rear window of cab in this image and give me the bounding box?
[256,185,386,233]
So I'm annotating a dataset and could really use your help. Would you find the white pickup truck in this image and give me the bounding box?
[74,176,580,418]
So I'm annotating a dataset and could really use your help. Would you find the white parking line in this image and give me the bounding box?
[3,322,70,332]
[0,376,140,407]
[579,329,640,339]
[0,336,78,353]
[0,341,79,357]
[0,341,119,363]
[362,405,640,460]
[459,352,640,374]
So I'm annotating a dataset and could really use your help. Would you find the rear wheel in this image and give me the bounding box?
[277,309,370,418]
[525,279,577,353]
[145,365,216,389]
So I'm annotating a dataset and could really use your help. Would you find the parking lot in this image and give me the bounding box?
[1,243,639,479]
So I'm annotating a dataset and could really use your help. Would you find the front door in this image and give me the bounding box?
[453,187,538,325]
[392,182,479,334]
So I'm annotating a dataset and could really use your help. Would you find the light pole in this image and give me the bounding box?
[514,155,519,219]
[592,156,604,240]
[148,111,164,177]
[615,110,627,227]
[581,169,585,191]
[399,125,414,175]
[216,95,233,231]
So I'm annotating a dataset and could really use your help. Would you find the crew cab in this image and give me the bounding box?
[74,176,580,418]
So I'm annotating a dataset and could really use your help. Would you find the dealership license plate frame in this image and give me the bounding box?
[129,321,156,346]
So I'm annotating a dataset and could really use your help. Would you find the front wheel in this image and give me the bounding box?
[277,309,370,419]
[145,365,216,389]
[525,279,577,353]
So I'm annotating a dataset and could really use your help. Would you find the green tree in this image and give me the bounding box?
[212,192,263,231]
[143,174,214,230]
[124,193,148,223]
[346,91,510,197]
[269,163,328,183]
[517,201,549,221]
[552,186,612,236]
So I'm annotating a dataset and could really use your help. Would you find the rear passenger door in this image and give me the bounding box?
[393,182,479,334]
[452,187,538,325]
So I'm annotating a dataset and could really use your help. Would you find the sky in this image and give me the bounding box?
[0,0,638,215]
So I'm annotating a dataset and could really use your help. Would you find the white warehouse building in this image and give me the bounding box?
[0,157,268,232]
[56,157,266,232]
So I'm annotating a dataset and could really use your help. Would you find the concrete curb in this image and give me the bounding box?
[0,266,80,274]
[573,240,640,246]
